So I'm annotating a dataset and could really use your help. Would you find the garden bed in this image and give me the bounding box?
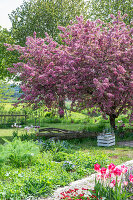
[43,160,133,200]
[0,136,132,199]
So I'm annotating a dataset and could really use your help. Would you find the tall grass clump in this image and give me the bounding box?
[0,138,40,167]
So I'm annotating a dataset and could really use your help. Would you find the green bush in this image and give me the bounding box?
[43,139,72,153]
[20,132,37,141]
[0,138,40,167]
[53,152,69,162]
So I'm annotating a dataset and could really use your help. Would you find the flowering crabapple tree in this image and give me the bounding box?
[57,12,133,129]
[5,32,69,117]
[5,12,133,128]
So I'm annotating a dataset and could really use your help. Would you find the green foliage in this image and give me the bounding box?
[42,139,71,153]
[0,80,16,103]
[69,151,108,170]
[20,132,37,141]
[88,0,133,25]
[0,138,40,167]
[53,152,69,162]
[0,27,18,79]
[0,133,132,199]
[23,176,53,197]
[9,0,88,46]
[62,161,76,172]
[12,130,18,138]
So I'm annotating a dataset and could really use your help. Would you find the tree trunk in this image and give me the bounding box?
[59,100,65,118]
[109,114,116,130]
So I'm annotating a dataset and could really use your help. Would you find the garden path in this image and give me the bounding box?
[117,141,133,147]
[40,160,133,200]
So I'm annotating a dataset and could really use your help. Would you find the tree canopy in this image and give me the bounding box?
[5,12,133,128]
[88,0,133,25]
[9,0,87,46]
[0,80,16,103]
[0,27,18,79]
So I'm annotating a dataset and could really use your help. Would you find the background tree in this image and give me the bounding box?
[9,0,88,46]
[0,80,16,103]
[88,0,133,25]
[0,27,18,80]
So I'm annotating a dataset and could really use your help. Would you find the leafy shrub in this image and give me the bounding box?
[0,145,9,166]
[1,138,40,167]
[53,152,69,162]
[42,139,71,153]
[20,132,37,141]
[44,111,53,117]
[12,130,18,138]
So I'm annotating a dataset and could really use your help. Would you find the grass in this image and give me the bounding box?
[68,138,133,165]
[0,128,24,136]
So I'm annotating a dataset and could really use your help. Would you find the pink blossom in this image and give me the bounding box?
[5,13,133,129]
[101,167,107,175]
[113,168,122,176]
[123,181,128,186]
[111,180,116,186]
[117,65,126,74]
[94,163,101,171]
[108,163,116,171]
[109,182,115,188]
[121,165,128,174]
[129,174,133,183]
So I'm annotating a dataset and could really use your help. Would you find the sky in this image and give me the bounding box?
[0,0,28,30]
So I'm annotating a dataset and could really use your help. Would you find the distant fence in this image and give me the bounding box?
[0,112,27,127]
[0,110,46,127]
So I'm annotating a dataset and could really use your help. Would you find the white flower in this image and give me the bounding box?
[5,172,10,176]
[24,126,31,132]
[18,173,23,177]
